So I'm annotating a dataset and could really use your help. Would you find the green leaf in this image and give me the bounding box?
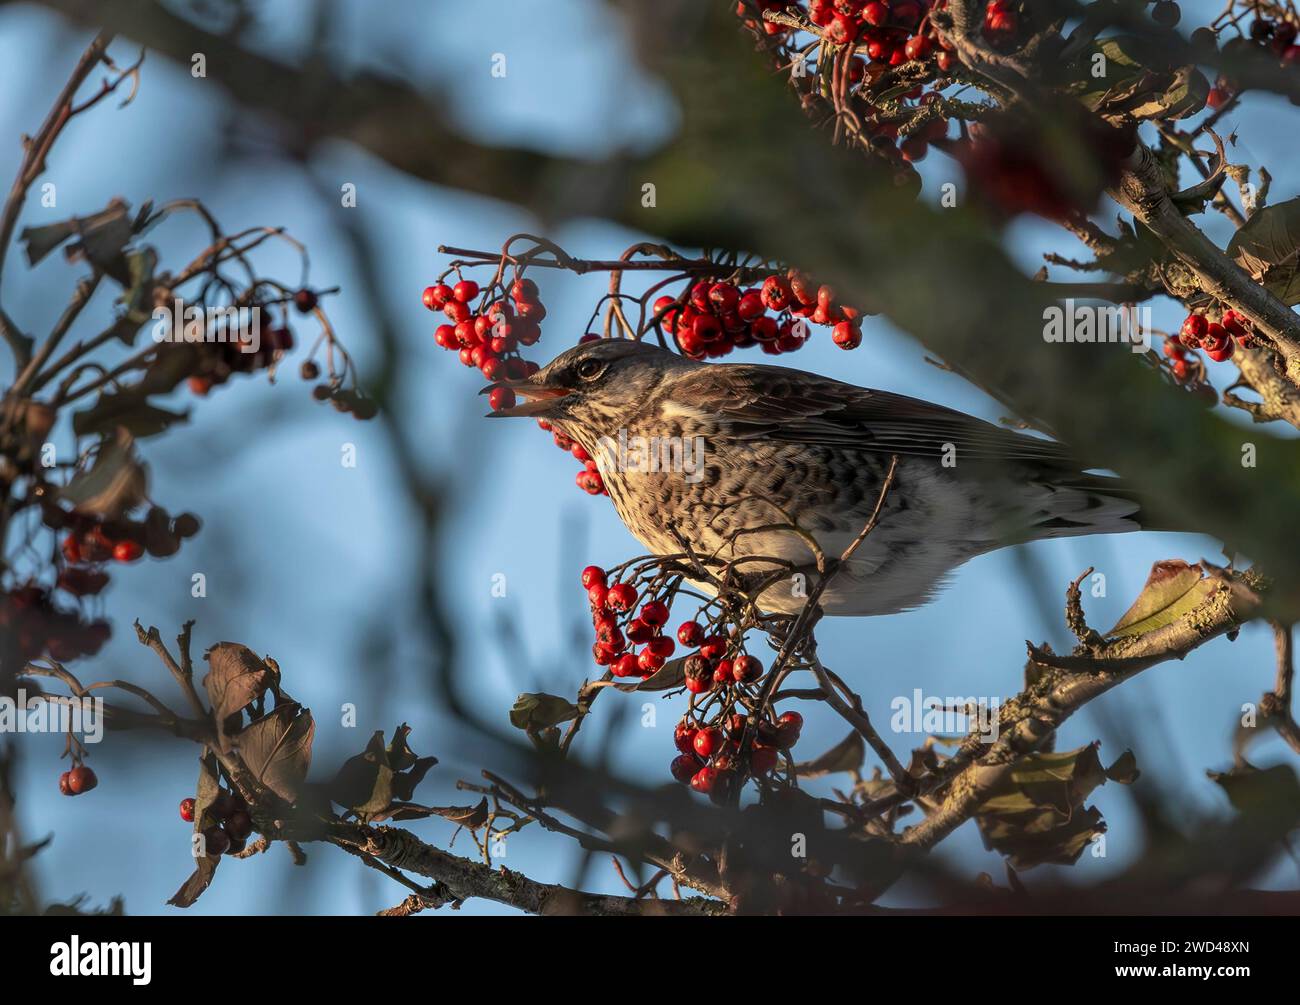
[237,702,314,801]
[1069,38,1206,122]
[974,743,1138,869]
[509,692,580,730]
[794,731,865,779]
[1106,559,1216,638]
[1227,197,1300,306]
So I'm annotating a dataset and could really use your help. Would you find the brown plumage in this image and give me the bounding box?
[491,339,1147,615]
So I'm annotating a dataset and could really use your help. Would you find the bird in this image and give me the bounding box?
[489,338,1151,617]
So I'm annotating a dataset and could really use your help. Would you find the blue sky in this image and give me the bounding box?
[1,0,1295,914]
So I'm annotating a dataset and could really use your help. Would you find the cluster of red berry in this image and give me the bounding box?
[656,271,869,359]
[0,584,111,663]
[50,505,198,604]
[582,565,675,676]
[579,563,807,800]
[1176,309,1254,369]
[184,305,295,398]
[58,763,98,797]
[672,708,803,804]
[424,276,543,407]
[182,788,255,857]
[814,0,962,64]
[539,420,607,496]
[424,273,609,493]
[1200,15,1300,108]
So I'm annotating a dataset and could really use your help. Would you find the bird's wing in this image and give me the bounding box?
[670,362,1076,467]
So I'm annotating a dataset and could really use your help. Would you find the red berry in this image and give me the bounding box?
[639,600,669,627]
[692,314,722,342]
[422,284,453,311]
[862,1,888,27]
[1179,313,1207,347]
[750,745,779,775]
[180,797,196,822]
[671,754,700,784]
[612,653,640,678]
[713,661,734,686]
[625,618,654,644]
[685,676,709,695]
[605,582,638,612]
[675,721,699,754]
[1206,339,1235,363]
[832,320,862,349]
[904,35,932,60]
[66,764,97,795]
[452,280,479,304]
[488,387,516,412]
[587,583,609,609]
[689,767,719,794]
[694,727,724,758]
[732,655,762,683]
[638,648,665,674]
[112,539,143,563]
[647,635,675,658]
[292,289,318,313]
[510,277,539,302]
[58,771,72,796]
[700,635,727,661]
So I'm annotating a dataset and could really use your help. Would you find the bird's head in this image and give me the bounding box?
[486,338,693,438]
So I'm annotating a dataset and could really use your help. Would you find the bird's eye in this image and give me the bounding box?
[576,359,606,381]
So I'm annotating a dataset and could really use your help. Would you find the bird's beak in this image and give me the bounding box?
[482,376,572,418]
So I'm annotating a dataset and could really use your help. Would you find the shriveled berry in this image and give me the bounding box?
[293,289,318,313]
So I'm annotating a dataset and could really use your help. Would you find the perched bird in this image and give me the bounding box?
[490,339,1149,616]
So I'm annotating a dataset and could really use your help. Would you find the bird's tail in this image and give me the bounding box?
[1024,471,1184,540]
